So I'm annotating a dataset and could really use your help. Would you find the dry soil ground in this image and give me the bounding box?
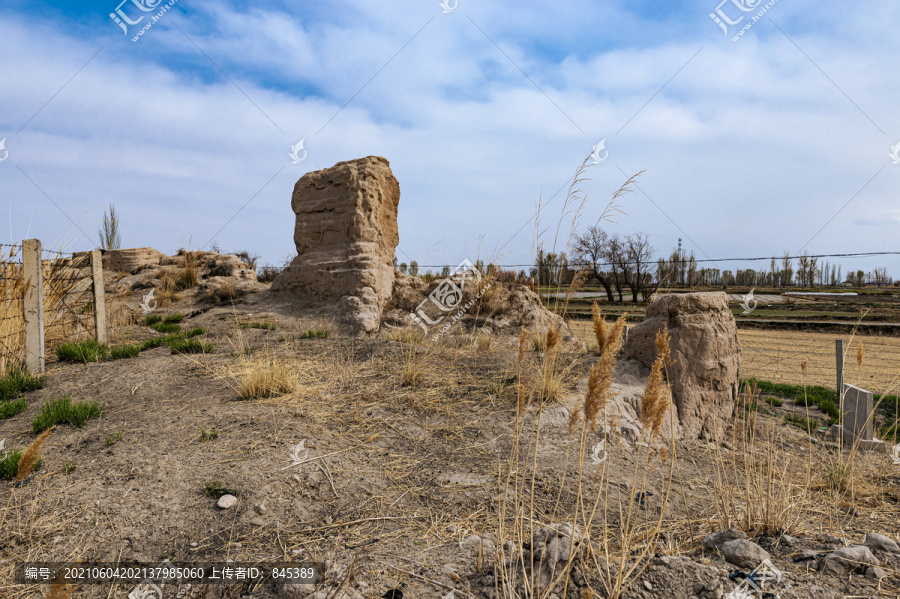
[2,290,900,599]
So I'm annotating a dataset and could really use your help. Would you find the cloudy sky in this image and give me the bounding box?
[2,0,898,277]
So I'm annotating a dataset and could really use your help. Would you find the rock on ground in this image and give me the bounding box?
[720,538,769,569]
[863,532,900,553]
[703,528,748,551]
[271,156,400,336]
[624,292,741,440]
[821,545,880,576]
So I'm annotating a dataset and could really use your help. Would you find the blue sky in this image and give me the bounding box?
[2,0,898,277]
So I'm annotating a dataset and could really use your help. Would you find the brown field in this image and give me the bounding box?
[570,321,900,397]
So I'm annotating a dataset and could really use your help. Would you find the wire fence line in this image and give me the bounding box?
[0,241,109,372]
[569,321,900,397]
[0,243,25,371]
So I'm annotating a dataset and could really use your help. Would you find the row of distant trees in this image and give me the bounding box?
[397,225,895,303]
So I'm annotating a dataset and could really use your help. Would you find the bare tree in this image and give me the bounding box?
[571,227,616,302]
[624,232,656,303]
[99,204,122,250]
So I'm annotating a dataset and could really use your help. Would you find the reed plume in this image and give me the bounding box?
[16,425,55,482]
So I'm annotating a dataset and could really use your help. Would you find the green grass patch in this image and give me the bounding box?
[0,397,27,419]
[744,378,840,424]
[168,338,214,354]
[241,322,276,330]
[109,344,141,360]
[150,322,181,334]
[55,339,108,363]
[142,314,162,326]
[0,364,46,401]
[0,449,41,480]
[184,327,207,338]
[783,413,817,434]
[140,337,167,350]
[32,395,103,433]
[163,313,185,324]
[299,329,328,339]
[202,480,240,499]
[104,431,123,446]
[199,427,219,442]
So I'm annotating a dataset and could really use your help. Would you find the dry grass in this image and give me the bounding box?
[232,352,298,399]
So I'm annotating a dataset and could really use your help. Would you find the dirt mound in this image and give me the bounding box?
[107,249,265,308]
[383,271,580,344]
[624,292,741,441]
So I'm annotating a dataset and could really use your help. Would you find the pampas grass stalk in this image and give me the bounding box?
[16,425,54,482]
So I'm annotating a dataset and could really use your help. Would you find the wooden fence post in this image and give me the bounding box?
[835,339,844,399]
[23,239,45,373]
[91,250,107,345]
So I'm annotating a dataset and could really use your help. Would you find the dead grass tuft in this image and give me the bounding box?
[233,352,298,399]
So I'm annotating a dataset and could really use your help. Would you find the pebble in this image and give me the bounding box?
[190,541,198,548]
[643,580,653,591]
[217,494,238,509]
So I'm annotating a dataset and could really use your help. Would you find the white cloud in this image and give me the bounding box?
[0,0,898,276]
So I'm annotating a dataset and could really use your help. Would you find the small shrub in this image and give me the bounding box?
[110,344,141,360]
[202,480,240,499]
[142,315,162,326]
[199,428,219,442]
[55,340,108,363]
[277,335,286,342]
[32,395,103,432]
[0,364,46,401]
[62,461,76,475]
[150,322,181,334]
[232,250,259,270]
[299,329,328,339]
[163,313,185,324]
[0,397,28,419]
[105,431,123,446]
[185,327,207,338]
[168,338,214,354]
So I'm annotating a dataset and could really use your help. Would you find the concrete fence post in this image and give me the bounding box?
[835,339,844,401]
[22,239,45,373]
[91,250,107,345]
